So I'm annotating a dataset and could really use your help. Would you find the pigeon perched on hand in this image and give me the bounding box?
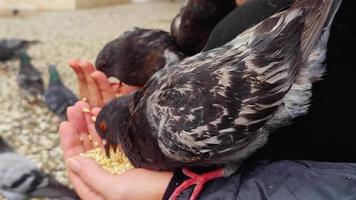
[45,64,78,121]
[96,27,185,87]
[96,0,341,199]
[0,137,79,200]
[16,51,44,101]
[171,0,236,55]
[0,38,40,67]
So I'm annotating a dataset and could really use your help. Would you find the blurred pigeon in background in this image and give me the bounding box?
[0,136,79,200]
[16,50,44,101]
[0,38,40,67]
[45,64,78,121]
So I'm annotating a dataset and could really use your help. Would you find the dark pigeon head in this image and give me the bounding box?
[170,0,236,55]
[20,39,41,49]
[95,94,132,156]
[94,92,181,170]
[95,27,185,87]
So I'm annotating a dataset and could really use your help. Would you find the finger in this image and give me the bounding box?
[59,121,85,160]
[111,83,122,95]
[67,170,104,200]
[91,107,101,117]
[66,156,115,196]
[79,60,103,107]
[67,102,87,133]
[69,58,89,99]
[83,107,102,147]
[90,107,102,146]
[67,102,92,151]
[91,71,115,104]
[120,84,140,95]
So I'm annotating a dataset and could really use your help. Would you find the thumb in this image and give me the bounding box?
[66,155,114,195]
[91,107,101,117]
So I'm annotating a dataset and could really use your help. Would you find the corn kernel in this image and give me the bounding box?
[82,108,90,113]
[82,148,134,175]
[115,93,124,98]
[91,116,97,122]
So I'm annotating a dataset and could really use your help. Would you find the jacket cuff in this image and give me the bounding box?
[162,169,187,200]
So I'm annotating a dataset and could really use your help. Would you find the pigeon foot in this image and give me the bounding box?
[169,168,224,200]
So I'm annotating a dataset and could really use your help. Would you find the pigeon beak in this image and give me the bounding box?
[105,143,111,158]
[29,176,79,200]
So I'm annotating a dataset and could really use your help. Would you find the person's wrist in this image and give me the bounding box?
[152,171,174,200]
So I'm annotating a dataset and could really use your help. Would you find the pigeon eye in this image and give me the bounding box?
[99,122,108,132]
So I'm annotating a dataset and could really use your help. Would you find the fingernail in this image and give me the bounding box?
[66,158,81,173]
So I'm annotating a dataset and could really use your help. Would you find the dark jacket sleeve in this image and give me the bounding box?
[163,160,356,200]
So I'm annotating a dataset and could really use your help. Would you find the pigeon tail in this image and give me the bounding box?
[293,0,342,62]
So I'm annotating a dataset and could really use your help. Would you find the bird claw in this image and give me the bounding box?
[169,168,224,200]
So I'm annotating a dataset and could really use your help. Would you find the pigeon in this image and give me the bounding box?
[96,27,185,87]
[96,0,341,199]
[16,50,44,101]
[0,38,40,66]
[171,0,236,55]
[45,64,78,120]
[0,137,79,200]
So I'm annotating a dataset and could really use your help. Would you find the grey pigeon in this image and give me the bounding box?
[45,64,78,120]
[0,38,40,66]
[16,51,44,101]
[96,0,341,179]
[0,137,79,200]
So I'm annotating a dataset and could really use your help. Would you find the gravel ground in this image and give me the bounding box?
[0,1,180,199]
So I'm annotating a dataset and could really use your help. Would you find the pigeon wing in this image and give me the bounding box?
[144,0,340,163]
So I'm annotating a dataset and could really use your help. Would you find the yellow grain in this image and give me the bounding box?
[82,148,134,175]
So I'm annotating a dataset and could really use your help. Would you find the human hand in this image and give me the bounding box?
[236,0,246,6]
[69,58,121,107]
[59,101,173,200]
